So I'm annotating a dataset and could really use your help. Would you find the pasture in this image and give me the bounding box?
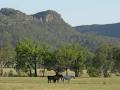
[0,68,120,90]
[0,77,120,90]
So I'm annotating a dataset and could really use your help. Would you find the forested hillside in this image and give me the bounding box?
[0,8,120,49]
[75,23,120,38]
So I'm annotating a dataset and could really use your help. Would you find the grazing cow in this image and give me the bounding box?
[47,75,56,83]
[57,74,63,81]
[47,74,63,83]
[63,75,75,83]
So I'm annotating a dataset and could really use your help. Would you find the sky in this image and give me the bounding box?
[0,0,120,26]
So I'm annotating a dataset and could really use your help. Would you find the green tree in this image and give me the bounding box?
[54,45,73,75]
[39,44,51,77]
[84,50,95,77]
[15,40,34,76]
[0,44,15,68]
[43,44,77,75]
[90,44,113,77]
[112,47,120,73]
[69,44,89,77]
[51,44,88,77]
[15,40,47,77]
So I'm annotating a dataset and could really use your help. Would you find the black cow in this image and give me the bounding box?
[47,74,63,83]
[47,75,56,83]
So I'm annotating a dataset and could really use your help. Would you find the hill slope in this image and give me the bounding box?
[0,8,120,49]
[74,23,120,38]
[0,8,81,47]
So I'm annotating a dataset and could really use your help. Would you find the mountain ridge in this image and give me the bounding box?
[0,8,81,47]
[0,8,120,49]
[74,23,120,38]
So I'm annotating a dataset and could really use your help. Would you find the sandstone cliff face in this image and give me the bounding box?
[33,10,63,23]
[46,14,54,23]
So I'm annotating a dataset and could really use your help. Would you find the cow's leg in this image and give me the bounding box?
[53,79,56,83]
[62,78,64,82]
[57,79,59,83]
[68,79,70,83]
[50,80,51,83]
[48,79,51,83]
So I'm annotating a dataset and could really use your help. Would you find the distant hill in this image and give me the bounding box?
[0,8,81,47]
[74,23,120,38]
[0,8,120,49]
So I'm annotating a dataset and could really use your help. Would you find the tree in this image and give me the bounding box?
[55,45,72,75]
[38,44,51,77]
[15,40,33,76]
[112,47,120,73]
[43,44,78,75]
[15,40,47,77]
[0,44,15,68]
[43,48,67,75]
[89,44,113,77]
[84,50,95,77]
[69,44,89,77]
[50,44,88,77]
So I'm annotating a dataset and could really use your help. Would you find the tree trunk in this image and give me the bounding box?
[103,69,110,77]
[29,69,32,77]
[0,68,3,76]
[42,68,45,77]
[75,69,79,77]
[65,68,68,76]
[34,62,37,77]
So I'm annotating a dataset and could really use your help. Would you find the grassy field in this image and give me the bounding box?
[0,77,120,90]
[0,68,120,90]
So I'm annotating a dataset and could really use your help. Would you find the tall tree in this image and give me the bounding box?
[15,40,47,77]
[69,44,88,77]
[90,44,113,77]
[0,44,15,68]
[50,44,88,77]
[112,47,120,73]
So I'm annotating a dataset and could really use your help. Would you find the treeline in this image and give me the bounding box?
[0,40,120,77]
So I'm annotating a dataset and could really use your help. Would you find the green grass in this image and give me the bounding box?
[0,77,120,90]
[1,68,120,90]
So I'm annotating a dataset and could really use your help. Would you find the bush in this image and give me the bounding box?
[3,72,7,77]
[8,70,14,77]
[87,68,100,77]
[103,72,111,77]
[17,71,21,76]
[116,72,120,76]
[0,68,3,76]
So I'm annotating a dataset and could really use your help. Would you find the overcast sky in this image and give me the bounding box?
[0,0,120,26]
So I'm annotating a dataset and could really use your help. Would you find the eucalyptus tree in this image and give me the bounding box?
[15,40,49,77]
[0,44,15,68]
[53,44,89,77]
[69,44,89,77]
[112,47,120,74]
[90,44,113,77]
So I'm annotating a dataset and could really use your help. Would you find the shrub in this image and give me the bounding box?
[87,68,100,77]
[3,72,7,77]
[0,68,3,76]
[8,70,14,77]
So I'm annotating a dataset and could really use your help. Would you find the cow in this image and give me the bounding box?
[47,75,56,83]
[63,75,75,83]
[47,74,63,83]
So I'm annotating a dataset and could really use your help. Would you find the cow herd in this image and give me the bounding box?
[47,73,75,83]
